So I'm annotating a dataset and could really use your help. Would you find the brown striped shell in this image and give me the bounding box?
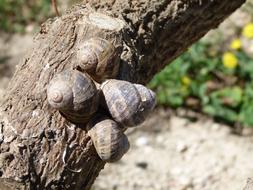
[47,70,99,124]
[87,115,130,162]
[76,38,120,83]
[101,80,156,127]
[134,84,156,119]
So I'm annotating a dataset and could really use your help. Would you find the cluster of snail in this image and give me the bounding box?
[47,38,156,163]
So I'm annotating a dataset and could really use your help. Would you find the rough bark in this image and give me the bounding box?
[0,0,245,189]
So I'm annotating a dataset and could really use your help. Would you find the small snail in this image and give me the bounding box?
[76,38,120,83]
[87,115,130,162]
[47,70,99,124]
[101,80,156,127]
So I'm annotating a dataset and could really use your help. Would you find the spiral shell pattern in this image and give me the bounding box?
[77,38,120,82]
[88,115,130,162]
[47,70,99,124]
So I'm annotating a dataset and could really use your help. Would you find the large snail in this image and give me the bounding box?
[87,114,130,162]
[47,70,99,124]
[76,38,120,83]
[101,79,156,127]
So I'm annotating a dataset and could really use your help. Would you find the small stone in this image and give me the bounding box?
[176,142,188,153]
[136,162,148,170]
[135,136,149,147]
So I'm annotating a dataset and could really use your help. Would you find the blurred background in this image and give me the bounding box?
[1,1,253,190]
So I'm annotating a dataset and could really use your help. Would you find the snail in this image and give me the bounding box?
[101,80,156,127]
[134,84,156,119]
[76,38,120,83]
[47,69,99,124]
[87,114,130,162]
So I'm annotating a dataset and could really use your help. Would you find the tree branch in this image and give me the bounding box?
[0,0,245,189]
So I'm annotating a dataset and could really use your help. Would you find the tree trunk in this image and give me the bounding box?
[0,0,245,189]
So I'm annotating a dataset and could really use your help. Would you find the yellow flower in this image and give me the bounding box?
[222,52,238,69]
[242,23,253,38]
[181,76,191,86]
[230,39,241,50]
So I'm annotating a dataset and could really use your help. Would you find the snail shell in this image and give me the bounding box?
[101,80,143,127]
[87,115,130,162]
[47,70,99,124]
[76,38,120,82]
[134,84,156,119]
[101,80,156,127]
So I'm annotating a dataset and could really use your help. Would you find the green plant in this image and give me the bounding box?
[149,25,253,127]
[0,0,52,32]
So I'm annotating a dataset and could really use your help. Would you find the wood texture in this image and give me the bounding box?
[0,0,245,189]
